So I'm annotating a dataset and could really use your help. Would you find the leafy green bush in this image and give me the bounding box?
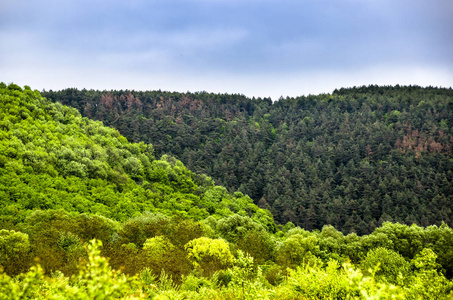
[0,229,30,275]
[185,237,233,276]
[361,247,410,284]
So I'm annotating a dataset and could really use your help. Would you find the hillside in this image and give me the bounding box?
[43,85,453,234]
[1,83,453,298]
[0,83,275,228]
[0,82,278,276]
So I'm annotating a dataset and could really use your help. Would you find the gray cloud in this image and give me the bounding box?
[1,0,452,98]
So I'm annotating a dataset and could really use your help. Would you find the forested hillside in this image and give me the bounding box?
[0,82,275,275]
[43,85,453,234]
[0,83,275,226]
[1,83,453,299]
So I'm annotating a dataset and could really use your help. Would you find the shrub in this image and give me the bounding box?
[361,247,410,284]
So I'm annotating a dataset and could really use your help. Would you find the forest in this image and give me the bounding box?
[42,85,453,234]
[1,83,453,299]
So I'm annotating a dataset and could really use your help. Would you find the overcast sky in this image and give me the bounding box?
[1,0,452,99]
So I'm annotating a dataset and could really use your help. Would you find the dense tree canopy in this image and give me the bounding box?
[1,83,453,298]
[43,85,453,234]
[0,83,272,226]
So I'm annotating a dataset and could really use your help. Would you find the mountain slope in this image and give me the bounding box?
[43,85,453,234]
[0,83,275,231]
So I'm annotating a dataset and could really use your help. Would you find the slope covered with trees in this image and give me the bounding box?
[43,85,453,234]
[0,83,274,226]
[1,83,453,298]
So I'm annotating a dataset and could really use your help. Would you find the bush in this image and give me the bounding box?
[185,237,233,276]
[361,247,410,284]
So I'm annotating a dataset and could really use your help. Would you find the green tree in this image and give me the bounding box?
[0,230,30,275]
[216,214,264,243]
[185,237,233,276]
[361,247,410,284]
[276,234,319,268]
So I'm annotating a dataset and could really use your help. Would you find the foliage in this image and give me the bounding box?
[0,229,30,275]
[276,233,320,268]
[0,223,452,298]
[43,85,453,233]
[0,83,275,226]
[360,247,410,284]
[0,240,137,299]
[216,213,265,242]
[1,83,453,298]
[185,237,233,276]
[406,248,453,299]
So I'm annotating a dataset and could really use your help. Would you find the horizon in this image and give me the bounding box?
[29,83,453,102]
[2,0,452,100]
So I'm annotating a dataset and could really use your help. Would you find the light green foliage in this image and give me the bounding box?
[0,240,137,299]
[124,156,144,179]
[112,213,198,279]
[373,222,424,259]
[413,248,438,270]
[57,231,83,253]
[180,273,212,292]
[276,233,320,268]
[211,251,270,299]
[361,232,394,253]
[252,209,277,233]
[0,265,45,300]
[280,257,406,300]
[185,237,233,275]
[150,155,196,193]
[280,221,295,232]
[13,209,122,276]
[216,214,264,242]
[75,213,120,242]
[229,250,256,285]
[405,248,453,299]
[230,191,256,216]
[1,84,276,226]
[119,212,170,247]
[166,218,206,248]
[143,236,175,261]
[282,260,351,299]
[341,263,406,300]
[136,267,157,293]
[200,186,229,214]
[71,239,131,299]
[423,223,453,278]
[285,226,312,237]
[0,83,150,218]
[318,225,346,261]
[56,231,86,271]
[0,236,451,299]
[361,247,410,284]
[343,232,364,263]
[1,84,453,298]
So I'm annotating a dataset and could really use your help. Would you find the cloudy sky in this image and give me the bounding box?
[1,0,452,99]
